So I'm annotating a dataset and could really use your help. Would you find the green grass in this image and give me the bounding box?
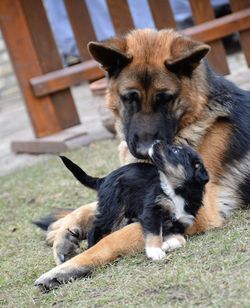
[0,139,249,307]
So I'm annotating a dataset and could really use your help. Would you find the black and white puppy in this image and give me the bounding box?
[60,141,209,260]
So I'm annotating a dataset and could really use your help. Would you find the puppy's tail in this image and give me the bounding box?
[60,156,102,190]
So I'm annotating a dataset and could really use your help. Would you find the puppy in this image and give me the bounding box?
[60,141,209,260]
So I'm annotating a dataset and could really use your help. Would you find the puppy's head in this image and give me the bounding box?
[148,141,209,189]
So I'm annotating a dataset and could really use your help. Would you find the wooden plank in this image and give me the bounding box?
[30,61,105,97]
[0,0,62,137]
[20,0,80,131]
[64,0,96,61]
[189,0,230,75]
[11,124,87,154]
[230,0,250,67]
[90,78,108,96]
[148,0,176,29]
[106,0,134,34]
[182,9,250,42]
[11,123,113,154]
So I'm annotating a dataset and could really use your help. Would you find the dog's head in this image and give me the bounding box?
[88,29,210,159]
[148,140,209,189]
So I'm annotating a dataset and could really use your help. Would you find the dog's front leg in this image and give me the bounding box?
[35,223,144,291]
[46,202,97,265]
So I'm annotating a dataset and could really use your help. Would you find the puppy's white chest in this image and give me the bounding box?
[159,172,194,226]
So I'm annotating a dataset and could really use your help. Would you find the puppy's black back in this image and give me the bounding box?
[87,163,161,246]
[98,163,160,215]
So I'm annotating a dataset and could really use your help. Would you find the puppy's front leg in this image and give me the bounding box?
[142,206,165,261]
[161,220,187,252]
[145,234,166,260]
[162,234,186,252]
[35,223,144,291]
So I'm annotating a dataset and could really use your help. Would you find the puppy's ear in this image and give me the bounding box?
[88,38,132,77]
[165,36,210,76]
[194,164,209,185]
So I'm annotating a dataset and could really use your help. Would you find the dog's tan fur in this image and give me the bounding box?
[35,29,246,290]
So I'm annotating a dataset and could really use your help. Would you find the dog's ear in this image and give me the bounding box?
[194,164,209,185]
[88,39,132,77]
[165,36,210,76]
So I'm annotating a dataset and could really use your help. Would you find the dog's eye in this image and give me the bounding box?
[120,91,139,103]
[155,92,173,105]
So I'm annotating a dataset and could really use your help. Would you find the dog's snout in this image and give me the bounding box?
[133,132,160,157]
[136,143,153,157]
[154,132,161,140]
[126,111,177,159]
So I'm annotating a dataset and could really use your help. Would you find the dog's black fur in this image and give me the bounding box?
[60,142,209,257]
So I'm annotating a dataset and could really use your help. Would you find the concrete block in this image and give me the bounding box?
[0,39,5,51]
[0,62,13,76]
[0,85,20,98]
[0,51,9,63]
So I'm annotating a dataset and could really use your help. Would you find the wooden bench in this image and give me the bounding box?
[0,0,250,153]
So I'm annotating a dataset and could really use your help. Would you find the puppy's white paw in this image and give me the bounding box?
[145,247,166,260]
[162,234,186,252]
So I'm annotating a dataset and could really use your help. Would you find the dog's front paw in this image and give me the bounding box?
[53,226,83,265]
[162,234,186,252]
[145,247,166,260]
[35,262,91,292]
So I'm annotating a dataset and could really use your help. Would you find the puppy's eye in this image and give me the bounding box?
[194,163,200,169]
[155,92,173,105]
[172,146,182,154]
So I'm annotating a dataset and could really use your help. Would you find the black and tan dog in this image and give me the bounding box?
[35,29,250,291]
[59,141,208,261]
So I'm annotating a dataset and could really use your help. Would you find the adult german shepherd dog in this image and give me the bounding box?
[35,29,250,291]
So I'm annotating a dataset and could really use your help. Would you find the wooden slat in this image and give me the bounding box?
[90,78,108,96]
[30,61,104,97]
[189,0,230,75]
[64,0,96,61]
[20,0,80,131]
[11,123,113,154]
[182,9,250,42]
[148,0,176,29]
[106,0,134,34]
[11,124,88,154]
[0,0,61,137]
[230,0,250,67]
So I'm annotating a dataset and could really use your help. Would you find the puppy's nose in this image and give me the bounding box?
[170,213,177,222]
[148,140,162,158]
[153,139,162,145]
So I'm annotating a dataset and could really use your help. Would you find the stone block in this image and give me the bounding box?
[0,51,9,63]
[0,62,13,76]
